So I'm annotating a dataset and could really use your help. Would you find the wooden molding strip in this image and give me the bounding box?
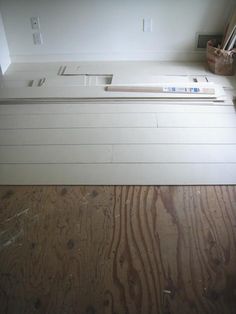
[106,86,215,95]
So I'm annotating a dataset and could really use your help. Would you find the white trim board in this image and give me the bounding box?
[0,113,157,129]
[1,128,236,145]
[1,112,235,129]
[0,102,234,114]
[0,164,235,185]
[0,144,235,164]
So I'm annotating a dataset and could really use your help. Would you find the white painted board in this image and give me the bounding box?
[113,145,236,163]
[0,101,234,115]
[0,164,235,185]
[0,145,112,163]
[0,113,157,129]
[157,113,236,128]
[1,128,236,145]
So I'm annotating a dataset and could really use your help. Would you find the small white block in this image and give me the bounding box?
[143,18,153,32]
[33,32,43,45]
[30,17,40,30]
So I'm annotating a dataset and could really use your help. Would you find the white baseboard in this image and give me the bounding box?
[10,51,206,63]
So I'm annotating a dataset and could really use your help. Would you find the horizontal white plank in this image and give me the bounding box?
[1,112,236,130]
[0,101,234,115]
[113,145,236,163]
[0,113,156,129]
[1,128,236,145]
[1,144,235,164]
[157,113,236,128]
[0,164,235,185]
[0,84,226,100]
[0,145,112,163]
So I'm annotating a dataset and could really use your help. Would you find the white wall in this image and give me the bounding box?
[0,0,235,62]
[0,10,10,73]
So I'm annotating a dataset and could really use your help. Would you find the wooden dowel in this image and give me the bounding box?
[106,86,215,95]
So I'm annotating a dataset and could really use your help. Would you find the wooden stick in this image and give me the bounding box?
[222,10,236,50]
[106,86,215,95]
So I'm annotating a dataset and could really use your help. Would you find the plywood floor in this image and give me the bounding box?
[0,186,236,314]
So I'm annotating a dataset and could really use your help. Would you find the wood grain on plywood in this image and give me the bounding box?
[0,186,235,314]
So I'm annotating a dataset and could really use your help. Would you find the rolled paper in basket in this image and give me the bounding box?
[207,40,235,76]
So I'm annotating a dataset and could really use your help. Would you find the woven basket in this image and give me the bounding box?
[207,40,235,76]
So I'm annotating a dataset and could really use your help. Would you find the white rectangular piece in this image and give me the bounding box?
[1,128,236,145]
[59,65,80,76]
[0,113,157,129]
[113,145,236,163]
[33,32,43,45]
[143,18,153,32]
[30,17,40,30]
[0,145,112,163]
[157,113,236,128]
[0,164,235,185]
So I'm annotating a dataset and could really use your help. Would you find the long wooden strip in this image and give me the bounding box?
[0,145,112,163]
[113,145,236,163]
[157,113,236,128]
[0,113,157,129]
[1,128,236,145]
[106,86,216,95]
[0,164,235,185]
